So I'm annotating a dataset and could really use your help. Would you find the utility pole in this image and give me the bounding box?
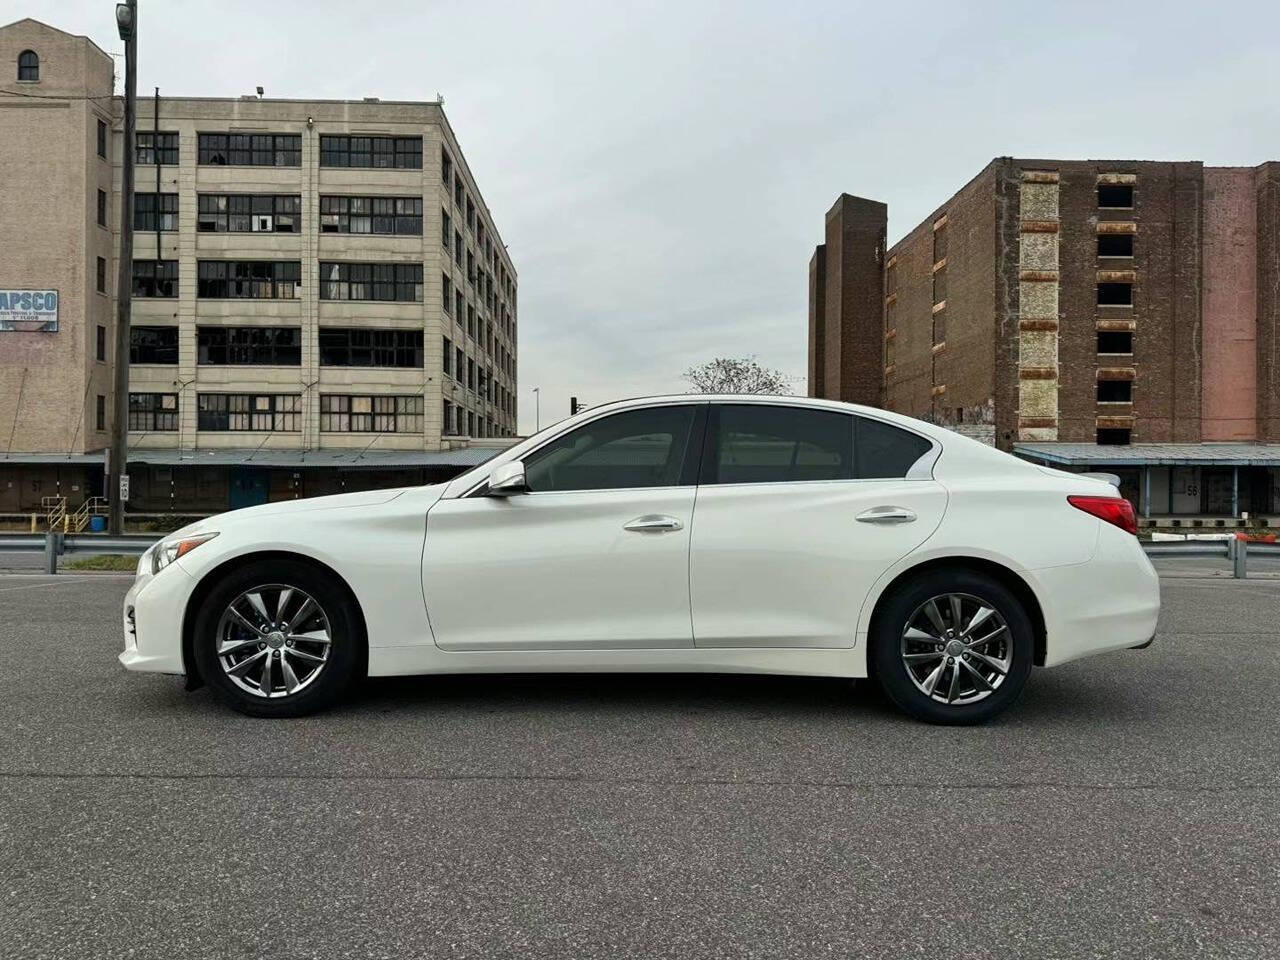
[108,0,137,535]
[532,387,540,432]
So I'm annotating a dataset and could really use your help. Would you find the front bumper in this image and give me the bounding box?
[118,559,196,675]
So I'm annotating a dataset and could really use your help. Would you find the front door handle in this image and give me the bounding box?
[856,506,917,524]
[624,514,684,533]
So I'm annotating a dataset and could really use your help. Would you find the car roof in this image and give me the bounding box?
[441,393,1028,498]
[569,393,948,437]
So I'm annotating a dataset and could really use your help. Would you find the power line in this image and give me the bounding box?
[0,87,118,103]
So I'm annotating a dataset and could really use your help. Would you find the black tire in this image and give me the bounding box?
[192,559,362,718]
[870,567,1034,725]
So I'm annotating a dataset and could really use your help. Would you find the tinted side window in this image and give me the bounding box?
[523,406,697,493]
[704,405,854,484]
[855,416,932,478]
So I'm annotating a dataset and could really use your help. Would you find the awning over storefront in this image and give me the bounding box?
[1014,443,1280,467]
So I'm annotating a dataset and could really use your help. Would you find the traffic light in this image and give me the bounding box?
[570,396,581,415]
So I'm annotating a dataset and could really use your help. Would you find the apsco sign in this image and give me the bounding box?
[0,289,59,332]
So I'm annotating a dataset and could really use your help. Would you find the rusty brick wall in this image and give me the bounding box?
[1013,159,1203,444]
[821,194,886,406]
[807,245,827,397]
[1202,168,1258,440]
[883,209,934,419]
[807,156,1280,451]
[885,162,1000,430]
[1258,162,1280,441]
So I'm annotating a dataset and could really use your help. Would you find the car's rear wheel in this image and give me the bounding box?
[192,559,361,718]
[870,568,1034,725]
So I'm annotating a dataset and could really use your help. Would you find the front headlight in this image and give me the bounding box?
[151,532,219,575]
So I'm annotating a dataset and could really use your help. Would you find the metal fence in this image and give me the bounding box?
[2,532,1278,578]
[0,533,159,574]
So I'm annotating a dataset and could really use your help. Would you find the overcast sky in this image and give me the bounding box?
[8,0,1278,433]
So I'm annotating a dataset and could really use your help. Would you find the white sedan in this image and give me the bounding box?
[120,395,1159,724]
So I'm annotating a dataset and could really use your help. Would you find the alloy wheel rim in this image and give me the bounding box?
[215,584,332,699]
[900,592,1012,706]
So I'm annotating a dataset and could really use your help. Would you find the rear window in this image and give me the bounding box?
[705,405,853,484]
[855,416,933,478]
[700,405,933,484]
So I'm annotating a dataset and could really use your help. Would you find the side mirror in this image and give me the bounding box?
[486,461,527,496]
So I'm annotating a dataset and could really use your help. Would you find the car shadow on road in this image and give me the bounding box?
[329,661,1154,727]
[341,671,901,720]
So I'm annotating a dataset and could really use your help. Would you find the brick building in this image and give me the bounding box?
[0,17,517,517]
[807,157,1280,522]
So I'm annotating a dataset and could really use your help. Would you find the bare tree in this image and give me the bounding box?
[682,357,794,395]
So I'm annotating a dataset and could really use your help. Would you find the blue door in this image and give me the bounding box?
[229,468,269,510]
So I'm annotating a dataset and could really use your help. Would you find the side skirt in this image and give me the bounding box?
[367,644,865,680]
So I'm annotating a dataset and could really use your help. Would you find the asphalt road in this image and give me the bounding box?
[1,575,1278,959]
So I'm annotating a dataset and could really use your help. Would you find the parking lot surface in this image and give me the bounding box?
[1,574,1278,959]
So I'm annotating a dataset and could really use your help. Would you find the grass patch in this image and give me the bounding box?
[63,554,138,572]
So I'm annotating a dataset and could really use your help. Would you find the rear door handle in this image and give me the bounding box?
[624,514,684,533]
[856,506,917,524]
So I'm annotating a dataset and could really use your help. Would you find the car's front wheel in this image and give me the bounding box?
[870,568,1034,725]
[192,559,362,718]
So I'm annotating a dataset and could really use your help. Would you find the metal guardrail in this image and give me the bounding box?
[1142,538,1280,578]
[0,533,159,574]
[2,532,1277,578]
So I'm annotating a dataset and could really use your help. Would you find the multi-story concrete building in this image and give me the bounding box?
[807,157,1280,524]
[0,17,517,515]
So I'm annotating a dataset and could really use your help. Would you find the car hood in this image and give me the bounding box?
[165,485,439,539]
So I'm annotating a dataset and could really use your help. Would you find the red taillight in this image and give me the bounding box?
[1068,495,1137,535]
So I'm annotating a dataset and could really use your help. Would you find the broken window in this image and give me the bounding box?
[1097,234,1133,257]
[1097,184,1133,208]
[318,329,424,368]
[319,196,421,235]
[197,326,302,366]
[197,194,299,233]
[137,131,179,165]
[198,133,300,166]
[135,193,179,231]
[1097,379,1133,403]
[197,260,300,299]
[1097,428,1131,445]
[1097,283,1133,306]
[132,260,179,298]
[1097,331,1133,354]
[318,262,423,302]
[130,326,179,364]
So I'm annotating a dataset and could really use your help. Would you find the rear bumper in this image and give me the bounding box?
[1033,525,1160,667]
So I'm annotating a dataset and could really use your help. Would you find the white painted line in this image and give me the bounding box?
[0,577,102,593]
